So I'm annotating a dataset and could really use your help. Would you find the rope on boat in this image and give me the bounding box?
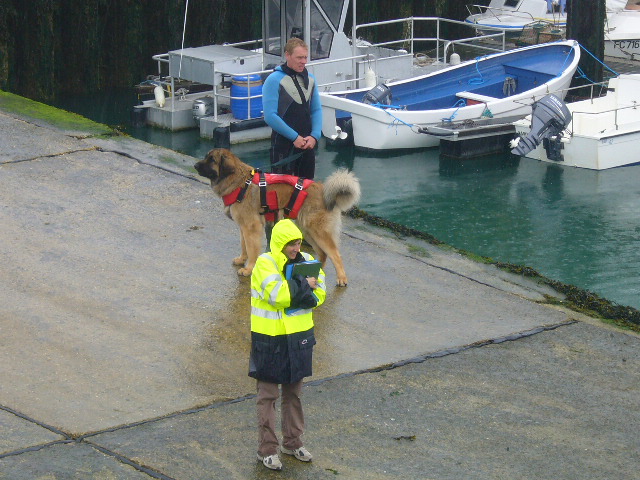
[372,97,476,134]
[372,99,470,135]
[575,43,620,84]
[443,99,467,123]
[370,103,422,135]
[370,103,407,110]
[468,56,487,86]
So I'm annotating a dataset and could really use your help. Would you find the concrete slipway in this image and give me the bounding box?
[0,103,638,480]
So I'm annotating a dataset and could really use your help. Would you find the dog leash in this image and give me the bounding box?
[265,150,304,173]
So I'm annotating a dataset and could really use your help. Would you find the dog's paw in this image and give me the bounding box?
[237,267,253,277]
[336,277,348,287]
[232,256,247,266]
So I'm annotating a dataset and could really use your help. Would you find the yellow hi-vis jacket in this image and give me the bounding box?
[249,219,326,383]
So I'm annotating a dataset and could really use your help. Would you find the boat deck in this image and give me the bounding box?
[136,88,270,144]
[199,112,270,144]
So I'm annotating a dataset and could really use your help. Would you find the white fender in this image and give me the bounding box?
[154,85,165,107]
[364,66,377,89]
[450,53,461,65]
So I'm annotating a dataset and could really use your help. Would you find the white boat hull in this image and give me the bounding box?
[324,94,549,150]
[465,0,567,34]
[605,8,640,60]
[605,38,640,60]
[517,127,640,170]
[514,74,640,170]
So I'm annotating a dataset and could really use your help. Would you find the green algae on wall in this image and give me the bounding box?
[0,90,113,136]
[0,0,262,102]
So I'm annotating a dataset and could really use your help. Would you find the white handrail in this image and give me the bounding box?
[571,101,638,132]
[354,16,505,65]
[152,16,508,121]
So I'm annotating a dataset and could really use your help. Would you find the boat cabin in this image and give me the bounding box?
[165,0,414,92]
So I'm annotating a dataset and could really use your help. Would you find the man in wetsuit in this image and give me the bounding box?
[262,38,322,180]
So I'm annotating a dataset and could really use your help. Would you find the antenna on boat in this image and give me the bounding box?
[178,0,190,80]
[352,0,357,59]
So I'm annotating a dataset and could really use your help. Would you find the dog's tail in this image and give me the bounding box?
[323,168,361,212]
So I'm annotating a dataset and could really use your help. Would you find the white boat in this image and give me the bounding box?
[466,0,640,61]
[605,0,640,60]
[513,74,640,170]
[320,40,581,150]
[465,0,567,34]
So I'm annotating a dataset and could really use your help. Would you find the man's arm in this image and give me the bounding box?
[309,76,323,142]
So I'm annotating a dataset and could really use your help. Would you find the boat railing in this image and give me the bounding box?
[466,4,503,21]
[146,56,189,107]
[354,16,506,66]
[569,101,638,132]
[305,54,374,90]
[219,39,263,50]
[441,33,507,62]
[151,53,170,77]
[207,52,381,121]
[541,80,609,105]
[150,38,264,79]
[511,80,635,133]
[149,17,508,121]
[211,67,273,123]
[465,4,538,23]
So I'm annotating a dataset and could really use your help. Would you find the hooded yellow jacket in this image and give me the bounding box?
[249,219,326,383]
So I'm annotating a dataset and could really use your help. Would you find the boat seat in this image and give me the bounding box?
[456,91,498,104]
[503,64,557,79]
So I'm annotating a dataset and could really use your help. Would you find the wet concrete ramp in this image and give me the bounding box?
[0,110,573,436]
[2,110,639,479]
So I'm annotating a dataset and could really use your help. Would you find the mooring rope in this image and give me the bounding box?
[444,99,467,123]
[574,42,620,84]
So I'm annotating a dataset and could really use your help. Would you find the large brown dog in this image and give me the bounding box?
[194,148,361,286]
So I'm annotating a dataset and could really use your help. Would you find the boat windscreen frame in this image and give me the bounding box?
[263,0,345,62]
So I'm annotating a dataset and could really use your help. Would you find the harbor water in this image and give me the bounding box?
[53,89,640,310]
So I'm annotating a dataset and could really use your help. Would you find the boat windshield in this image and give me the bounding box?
[310,1,335,60]
[264,0,338,61]
[263,0,303,57]
[264,0,282,57]
[606,0,633,9]
[318,0,342,29]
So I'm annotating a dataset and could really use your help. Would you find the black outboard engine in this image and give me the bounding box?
[510,94,572,157]
[362,83,392,106]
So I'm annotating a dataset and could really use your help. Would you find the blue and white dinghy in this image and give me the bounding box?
[321,40,580,150]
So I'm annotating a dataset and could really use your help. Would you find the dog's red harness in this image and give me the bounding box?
[222,170,314,221]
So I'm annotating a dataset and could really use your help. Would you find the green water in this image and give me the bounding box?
[329,148,640,311]
[53,89,640,310]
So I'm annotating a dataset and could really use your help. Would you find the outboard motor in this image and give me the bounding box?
[510,94,571,157]
[192,96,216,125]
[362,83,392,106]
